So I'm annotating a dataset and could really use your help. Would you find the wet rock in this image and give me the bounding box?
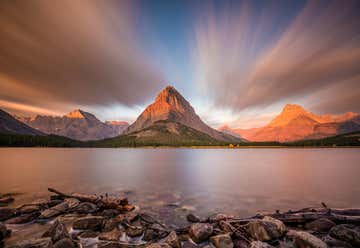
[48,200,64,207]
[143,228,157,241]
[233,239,249,248]
[165,231,181,248]
[245,216,286,241]
[147,243,172,248]
[182,240,199,248]
[64,198,80,209]
[189,223,213,243]
[99,228,123,241]
[78,230,99,238]
[42,219,70,242]
[116,212,138,223]
[208,213,229,223]
[249,241,275,248]
[19,205,41,214]
[98,242,122,248]
[287,230,327,248]
[329,224,360,247]
[210,234,234,248]
[187,213,201,223]
[102,209,120,218]
[0,207,15,221]
[73,216,104,231]
[0,222,11,241]
[323,234,352,248]
[126,226,144,237]
[5,212,39,224]
[0,196,14,205]
[75,202,98,214]
[40,202,69,219]
[102,218,119,232]
[305,218,336,232]
[8,237,54,248]
[53,238,75,248]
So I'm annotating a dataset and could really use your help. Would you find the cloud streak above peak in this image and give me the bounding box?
[193,0,360,113]
[0,0,164,111]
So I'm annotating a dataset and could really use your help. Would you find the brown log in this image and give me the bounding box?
[47,188,131,211]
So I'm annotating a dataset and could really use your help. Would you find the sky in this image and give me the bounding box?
[0,0,359,128]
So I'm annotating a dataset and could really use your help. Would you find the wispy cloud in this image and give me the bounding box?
[0,0,164,115]
[193,0,360,114]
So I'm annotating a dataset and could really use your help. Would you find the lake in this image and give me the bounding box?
[1,148,359,225]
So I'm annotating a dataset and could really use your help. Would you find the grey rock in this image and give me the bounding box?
[182,240,199,248]
[287,230,327,248]
[329,224,360,247]
[102,209,120,218]
[208,213,229,223]
[99,228,123,241]
[189,223,213,243]
[102,218,119,232]
[42,219,70,242]
[40,202,69,219]
[0,207,15,221]
[5,212,39,224]
[210,234,234,248]
[74,202,98,214]
[245,216,286,241]
[0,222,11,240]
[53,238,75,248]
[9,237,54,248]
[126,226,144,237]
[143,228,157,241]
[187,213,201,223]
[249,241,275,248]
[165,231,181,248]
[323,234,352,248]
[73,216,104,231]
[305,218,336,233]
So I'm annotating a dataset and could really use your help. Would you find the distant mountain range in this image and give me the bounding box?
[1,86,359,146]
[219,104,360,142]
[15,109,129,141]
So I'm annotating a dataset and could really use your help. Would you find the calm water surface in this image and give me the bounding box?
[0,148,359,225]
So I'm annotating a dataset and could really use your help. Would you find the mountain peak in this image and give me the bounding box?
[268,104,313,127]
[65,109,86,119]
[282,104,307,114]
[154,85,184,104]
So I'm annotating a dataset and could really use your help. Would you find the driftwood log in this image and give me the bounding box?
[48,188,134,211]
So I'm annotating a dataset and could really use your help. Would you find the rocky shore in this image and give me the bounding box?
[1,189,360,248]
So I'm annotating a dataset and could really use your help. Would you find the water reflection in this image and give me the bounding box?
[0,148,359,224]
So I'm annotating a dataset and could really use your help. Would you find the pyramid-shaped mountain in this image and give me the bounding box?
[124,86,240,142]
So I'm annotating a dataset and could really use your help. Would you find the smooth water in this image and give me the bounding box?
[1,148,359,224]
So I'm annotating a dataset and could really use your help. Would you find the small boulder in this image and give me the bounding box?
[9,237,53,248]
[74,202,98,214]
[143,228,157,241]
[53,238,75,248]
[99,228,123,241]
[305,218,335,233]
[0,196,14,205]
[40,202,69,219]
[165,231,181,248]
[5,212,39,224]
[18,205,41,214]
[102,218,119,232]
[187,213,201,223]
[189,223,213,243]
[126,226,144,237]
[73,216,104,231]
[0,208,15,221]
[245,216,286,241]
[208,213,229,223]
[0,222,11,241]
[182,241,199,248]
[210,234,234,248]
[64,198,80,209]
[250,241,275,248]
[287,230,327,248]
[102,209,120,218]
[329,224,360,247]
[42,219,70,242]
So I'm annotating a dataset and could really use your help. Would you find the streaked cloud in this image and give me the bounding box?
[0,0,164,115]
[193,0,360,114]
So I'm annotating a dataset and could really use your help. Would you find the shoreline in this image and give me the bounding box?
[1,189,359,247]
[1,146,360,149]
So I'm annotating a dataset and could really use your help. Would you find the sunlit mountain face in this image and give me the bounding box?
[0,0,359,130]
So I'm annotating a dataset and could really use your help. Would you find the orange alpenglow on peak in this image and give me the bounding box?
[64,109,87,119]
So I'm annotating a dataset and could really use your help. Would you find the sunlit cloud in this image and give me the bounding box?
[192,0,360,114]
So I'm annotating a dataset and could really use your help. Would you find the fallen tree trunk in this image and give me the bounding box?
[48,188,134,211]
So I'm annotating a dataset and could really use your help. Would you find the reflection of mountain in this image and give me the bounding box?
[16,109,127,141]
[124,86,241,143]
[219,104,360,142]
[0,109,44,135]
